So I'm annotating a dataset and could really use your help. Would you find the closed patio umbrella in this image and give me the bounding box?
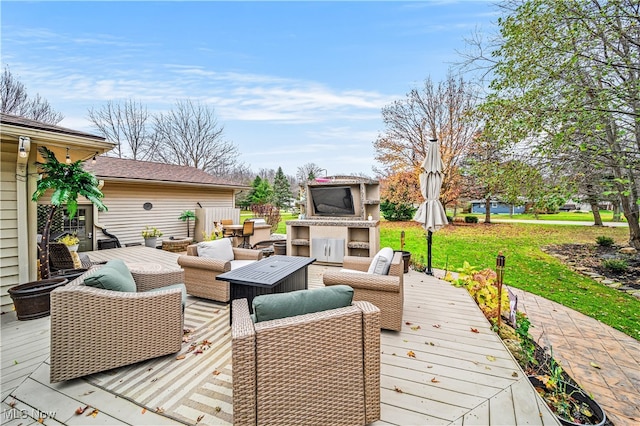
[413,139,448,275]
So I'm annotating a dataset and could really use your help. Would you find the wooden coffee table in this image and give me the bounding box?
[217,255,316,323]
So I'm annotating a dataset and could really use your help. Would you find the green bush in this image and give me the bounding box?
[602,259,628,272]
[465,215,479,223]
[596,236,614,247]
[380,200,417,221]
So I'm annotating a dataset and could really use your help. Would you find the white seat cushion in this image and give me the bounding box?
[197,238,234,261]
[367,247,394,275]
[230,260,256,270]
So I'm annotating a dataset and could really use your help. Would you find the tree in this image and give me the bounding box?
[178,210,196,237]
[32,147,107,279]
[152,100,241,175]
[247,175,273,205]
[272,167,293,210]
[296,163,324,182]
[87,99,154,160]
[373,72,479,209]
[1,66,64,124]
[472,0,640,247]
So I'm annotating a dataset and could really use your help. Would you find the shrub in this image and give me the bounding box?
[250,204,281,232]
[602,258,628,272]
[595,235,614,247]
[380,200,417,221]
[410,253,426,272]
[464,215,479,223]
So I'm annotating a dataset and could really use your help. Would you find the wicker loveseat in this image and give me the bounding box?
[177,238,263,302]
[322,250,404,331]
[50,262,185,382]
[232,294,381,426]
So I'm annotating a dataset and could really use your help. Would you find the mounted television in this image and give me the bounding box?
[309,186,355,217]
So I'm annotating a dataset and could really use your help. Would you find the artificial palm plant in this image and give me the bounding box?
[32,147,107,279]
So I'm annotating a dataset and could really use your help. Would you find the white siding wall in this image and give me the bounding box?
[96,182,235,246]
[1,144,19,310]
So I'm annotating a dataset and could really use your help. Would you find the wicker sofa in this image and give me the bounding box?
[50,264,185,382]
[322,251,404,331]
[232,296,381,426]
[177,239,263,302]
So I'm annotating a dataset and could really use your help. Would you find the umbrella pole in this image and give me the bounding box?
[426,230,433,275]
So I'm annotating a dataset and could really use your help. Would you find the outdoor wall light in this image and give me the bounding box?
[92,152,98,164]
[18,136,30,158]
[66,147,71,164]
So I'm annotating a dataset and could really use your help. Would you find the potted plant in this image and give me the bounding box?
[57,233,80,252]
[8,147,107,321]
[178,210,196,237]
[142,226,163,248]
[32,147,107,280]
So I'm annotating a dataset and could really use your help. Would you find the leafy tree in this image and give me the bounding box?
[178,210,196,237]
[272,166,293,210]
[32,147,107,279]
[472,0,640,248]
[1,66,64,124]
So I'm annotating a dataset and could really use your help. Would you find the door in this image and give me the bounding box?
[63,206,93,252]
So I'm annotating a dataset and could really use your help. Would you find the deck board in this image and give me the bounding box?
[1,247,559,425]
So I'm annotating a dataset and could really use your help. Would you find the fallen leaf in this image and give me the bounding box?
[471,328,479,333]
[176,354,186,360]
[403,339,408,342]
[407,350,416,358]
[213,309,220,314]
[427,365,433,368]
[38,417,44,423]
[410,325,421,331]
[87,409,99,418]
[194,349,203,355]
[212,370,221,375]
[197,414,205,422]
[8,400,16,408]
[432,324,441,328]
[142,408,147,414]
[512,371,519,377]
[394,386,403,393]
[405,321,413,325]
[590,362,601,369]
[431,377,440,383]
[486,355,496,362]
[75,406,89,415]
[155,407,165,414]
[215,406,221,413]
[14,360,18,365]
[82,391,94,396]
[426,341,435,346]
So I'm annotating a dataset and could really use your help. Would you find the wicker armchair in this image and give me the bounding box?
[50,266,185,382]
[232,297,380,426]
[177,241,263,302]
[322,251,404,331]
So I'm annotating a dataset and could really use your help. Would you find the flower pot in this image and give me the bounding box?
[8,278,69,320]
[144,237,158,248]
[273,241,287,256]
[528,376,606,426]
[67,244,79,252]
[394,250,411,273]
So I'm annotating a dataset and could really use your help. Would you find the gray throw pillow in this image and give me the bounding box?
[84,259,136,292]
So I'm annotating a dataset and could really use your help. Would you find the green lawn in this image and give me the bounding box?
[379,221,639,341]
[462,210,626,222]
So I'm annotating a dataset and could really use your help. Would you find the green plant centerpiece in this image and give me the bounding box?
[32,147,107,279]
[178,210,196,237]
[142,226,163,239]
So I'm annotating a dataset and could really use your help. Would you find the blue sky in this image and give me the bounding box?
[2,1,497,177]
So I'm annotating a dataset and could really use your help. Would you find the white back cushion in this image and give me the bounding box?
[367,247,394,275]
[197,238,234,261]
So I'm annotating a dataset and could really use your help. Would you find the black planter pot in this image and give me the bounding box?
[8,278,69,320]
[394,250,411,273]
[528,376,606,426]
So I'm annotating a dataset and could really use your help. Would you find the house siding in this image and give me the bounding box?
[1,144,19,309]
[95,181,235,247]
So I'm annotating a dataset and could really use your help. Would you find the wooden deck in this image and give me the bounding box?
[1,246,559,425]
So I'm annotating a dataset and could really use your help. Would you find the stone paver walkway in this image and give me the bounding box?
[511,288,640,426]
